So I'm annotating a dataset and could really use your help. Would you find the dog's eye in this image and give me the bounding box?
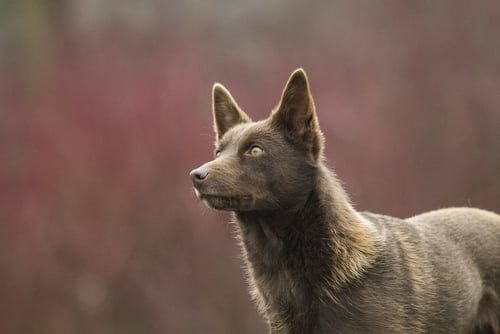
[248,145,264,156]
[215,149,221,158]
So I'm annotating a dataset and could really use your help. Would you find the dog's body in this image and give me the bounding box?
[190,69,500,333]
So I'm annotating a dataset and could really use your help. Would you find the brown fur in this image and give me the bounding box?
[190,69,500,333]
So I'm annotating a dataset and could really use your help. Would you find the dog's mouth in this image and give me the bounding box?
[196,191,253,211]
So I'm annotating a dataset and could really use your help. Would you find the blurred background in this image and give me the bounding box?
[1,1,499,333]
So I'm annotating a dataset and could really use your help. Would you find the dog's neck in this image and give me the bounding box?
[234,164,380,332]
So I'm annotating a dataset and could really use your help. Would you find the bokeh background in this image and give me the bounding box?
[1,1,499,333]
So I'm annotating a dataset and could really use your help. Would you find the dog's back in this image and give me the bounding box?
[407,208,500,283]
[408,208,500,333]
[333,208,500,333]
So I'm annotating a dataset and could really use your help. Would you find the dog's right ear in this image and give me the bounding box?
[212,83,251,141]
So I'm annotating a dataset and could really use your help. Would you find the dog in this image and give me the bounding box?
[190,69,500,333]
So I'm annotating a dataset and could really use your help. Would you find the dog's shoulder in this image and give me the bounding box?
[359,211,411,233]
[406,207,499,223]
[404,207,500,239]
[407,207,500,259]
[360,211,401,223]
[361,207,500,232]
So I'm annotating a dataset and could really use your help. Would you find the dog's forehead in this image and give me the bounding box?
[218,120,270,146]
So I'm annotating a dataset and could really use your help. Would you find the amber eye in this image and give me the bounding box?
[248,145,264,156]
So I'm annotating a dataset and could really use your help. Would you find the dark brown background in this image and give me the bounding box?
[1,1,499,333]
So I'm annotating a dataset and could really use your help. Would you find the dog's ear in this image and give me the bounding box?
[271,68,324,160]
[212,83,251,141]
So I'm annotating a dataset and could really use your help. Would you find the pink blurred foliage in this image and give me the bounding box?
[0,1,499,333]
[0,21,255,333]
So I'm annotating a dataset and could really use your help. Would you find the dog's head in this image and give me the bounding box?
[190,69,325,212]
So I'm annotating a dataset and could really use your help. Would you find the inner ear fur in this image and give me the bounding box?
[212,83,251,140]
[271,68,324,160]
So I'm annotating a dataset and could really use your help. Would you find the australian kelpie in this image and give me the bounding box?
[190,69,500,333]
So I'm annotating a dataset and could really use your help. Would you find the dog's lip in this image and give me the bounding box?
[198,193,252,201]
[195,192,253,211]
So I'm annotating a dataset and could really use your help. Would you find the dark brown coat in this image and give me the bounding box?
[190,69,500,333]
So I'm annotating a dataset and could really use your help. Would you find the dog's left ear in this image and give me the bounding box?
[271,68,324,161]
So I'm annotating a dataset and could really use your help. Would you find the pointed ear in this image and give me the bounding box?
[271,68,324,160]
[212,83,251,140]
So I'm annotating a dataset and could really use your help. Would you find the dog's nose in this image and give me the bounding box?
[190,167,209,185]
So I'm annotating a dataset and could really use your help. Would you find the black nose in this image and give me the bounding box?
[190,167,209,185]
